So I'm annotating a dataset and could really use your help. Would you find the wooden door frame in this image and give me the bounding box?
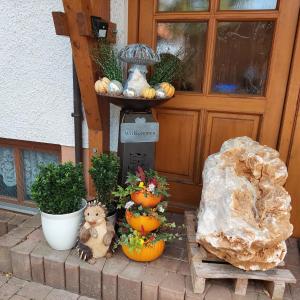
[278,16,300,163]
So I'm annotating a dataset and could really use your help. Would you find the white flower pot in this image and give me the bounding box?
[41,199,87,251]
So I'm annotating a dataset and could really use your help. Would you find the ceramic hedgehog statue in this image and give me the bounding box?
[77,201,115,264]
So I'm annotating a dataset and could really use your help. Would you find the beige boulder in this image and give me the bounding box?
[196,136,293,271]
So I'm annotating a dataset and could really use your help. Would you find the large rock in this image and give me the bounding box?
[196,136,293,271]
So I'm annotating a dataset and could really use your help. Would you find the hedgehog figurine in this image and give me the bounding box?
[77,201,115,264]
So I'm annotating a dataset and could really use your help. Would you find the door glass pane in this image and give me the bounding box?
[211,21,274,95]
[220,0,277,10]
[158,0,209,11]
[22,150,58,200]
[156,22,207,92]
[0,147,17,198]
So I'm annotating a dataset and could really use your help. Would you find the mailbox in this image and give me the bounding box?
[118,112,159,182]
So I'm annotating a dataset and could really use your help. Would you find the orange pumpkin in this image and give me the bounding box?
[131,191,162,208]
[125,210,160,233]
[122,240,165,262]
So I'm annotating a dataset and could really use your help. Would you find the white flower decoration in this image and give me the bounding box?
[158,206,165,213]
[125,201,135,209]
[147,183,155,193]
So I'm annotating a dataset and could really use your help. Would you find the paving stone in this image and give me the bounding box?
[0,282,20,300]
[8,225,35,240]
[290,286,300,300]
[166,238,187,251]
[8,277,28,288]
[44,246,70,289]
[117,262,146,300]
[65,251,82,294]
[17,281,53,300]
[142,267,168,300]
[11,239,39,280]
[184,276,205,300]
[159,272,185,300]
[45,288,79,300]
[148,256,180,272]
[204,284,232,300]
[0,273,9,286]
[8,215,30,231]
[9,295,29,300]
[177,261,190,276]
[21,213,41,228]
[0,220,8,236]
[80,258,106,299]
[102,255,129,300]
[26,228,44,241]
[232,292,258,300]
[0,234,21,272]
[163,246,185,261]
[79,297,97,300]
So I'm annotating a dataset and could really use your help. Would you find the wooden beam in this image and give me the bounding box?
[52,12,69,36]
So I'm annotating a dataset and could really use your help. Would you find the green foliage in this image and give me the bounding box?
[31,162,86,215]
[149,52,183,86]
[116,222,182,252]
[89,153,120,214]
[127,168,169,197]
[92,39,123,82]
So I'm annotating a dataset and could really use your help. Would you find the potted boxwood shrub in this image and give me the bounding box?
[31,162,86,250]
[89,152,120,224]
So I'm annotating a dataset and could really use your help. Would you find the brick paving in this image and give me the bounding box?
[0,211,299,299]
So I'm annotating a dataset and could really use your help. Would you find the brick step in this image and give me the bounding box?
[9,238,193,300]
[0,210,31,237]
[0,213,199,300]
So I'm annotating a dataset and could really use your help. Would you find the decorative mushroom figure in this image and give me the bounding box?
[118,44,160,97]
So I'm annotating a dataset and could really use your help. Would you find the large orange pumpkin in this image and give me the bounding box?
[122,240,165,262]
[131,191,162,208]
[125,210,160,233]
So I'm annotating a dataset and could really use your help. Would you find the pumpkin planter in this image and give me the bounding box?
[131,191,162,208]
[122,240,165,262]
[125,210,160,233]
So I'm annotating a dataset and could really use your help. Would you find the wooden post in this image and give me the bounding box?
[52,0,115,196]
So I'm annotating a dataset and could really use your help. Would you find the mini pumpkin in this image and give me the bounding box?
[142,87,156,99]
[160,82,175,97]
[94,77,110,94]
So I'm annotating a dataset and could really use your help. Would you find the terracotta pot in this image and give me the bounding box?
[125,210,160,233]
[131,191,162,208]
[122,240,165,262]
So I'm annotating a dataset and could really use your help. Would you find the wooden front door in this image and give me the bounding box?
[130,0,299,211]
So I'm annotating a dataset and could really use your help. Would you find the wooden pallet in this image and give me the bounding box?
[184,211,296,300]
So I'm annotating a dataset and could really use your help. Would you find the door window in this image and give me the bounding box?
[220,0,277,10]
[156,22,208,91]
[158,0,209,11]
[211,21,275,95]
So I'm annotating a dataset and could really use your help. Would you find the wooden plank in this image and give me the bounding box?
[61,0,102,132]
[194,263,296,283]
[190,263,205,294]
[265,281,285,300]
[52,12,69,36]
[234,278,248,296]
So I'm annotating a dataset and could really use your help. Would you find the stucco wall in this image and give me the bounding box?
[0,0,127,151]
